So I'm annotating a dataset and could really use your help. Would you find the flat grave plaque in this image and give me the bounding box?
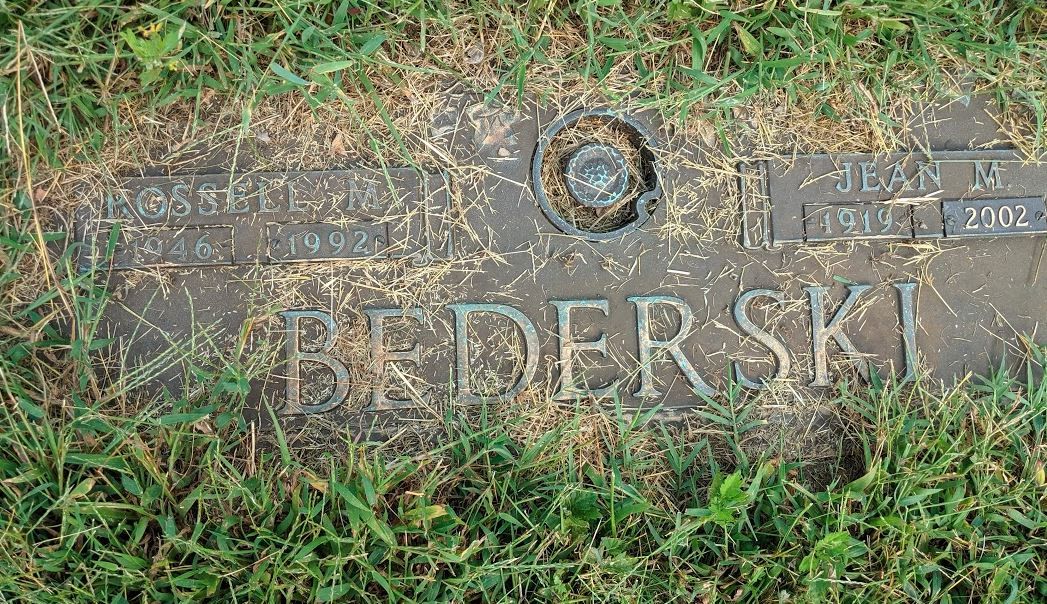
[71,96,1047,437]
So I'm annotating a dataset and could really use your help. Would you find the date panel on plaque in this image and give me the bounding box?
[943,197,1047,238]
[803,203,913,241]
[266,222,389,263]
[106,225,234,269]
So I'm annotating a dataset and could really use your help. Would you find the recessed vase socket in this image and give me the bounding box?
[531,109,662,241]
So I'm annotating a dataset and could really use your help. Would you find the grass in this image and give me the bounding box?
[1,373,1045,601]
[1,0,1046,601]
[4,0,1045,167]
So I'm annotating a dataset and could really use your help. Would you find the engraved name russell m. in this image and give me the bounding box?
[103,173,399,219]
[278,281,917,415]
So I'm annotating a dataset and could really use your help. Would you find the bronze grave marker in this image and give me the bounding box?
[72,96,1047,437]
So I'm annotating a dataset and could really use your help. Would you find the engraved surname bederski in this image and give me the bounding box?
[279,280,920,414]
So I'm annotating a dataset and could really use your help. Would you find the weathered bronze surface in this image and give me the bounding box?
[72,95,1047,437]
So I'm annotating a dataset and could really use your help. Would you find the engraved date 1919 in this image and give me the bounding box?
[804,203,910,241]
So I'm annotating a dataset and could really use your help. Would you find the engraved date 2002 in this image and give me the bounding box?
[944,197,1047,238]
[962,203,1028,230]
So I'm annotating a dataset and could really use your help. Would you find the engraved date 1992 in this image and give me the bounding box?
[268,223,386,262]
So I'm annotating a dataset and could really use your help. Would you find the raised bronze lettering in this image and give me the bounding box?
[628,295,714,398]
[106,193,131,219]
[287,183,306,212]
[348,179,379,211]
[170,182,191,217]
[448,303,539,404]
[885,162,907,193]
[227,184,250,214]
[551,299,614,400]
[806,285,871,387]
[894,282,919,382]
[257,178,282,213]
[835,162,854,192]
[973,160,1002,191]
[135,186,167,220]
[281,309,350,415]
[917,160,941,190]
[859,161,881,192]
[197,182,219,216]
[805,282,919,385]
[732,289,791,389]
[364,307,428,410]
